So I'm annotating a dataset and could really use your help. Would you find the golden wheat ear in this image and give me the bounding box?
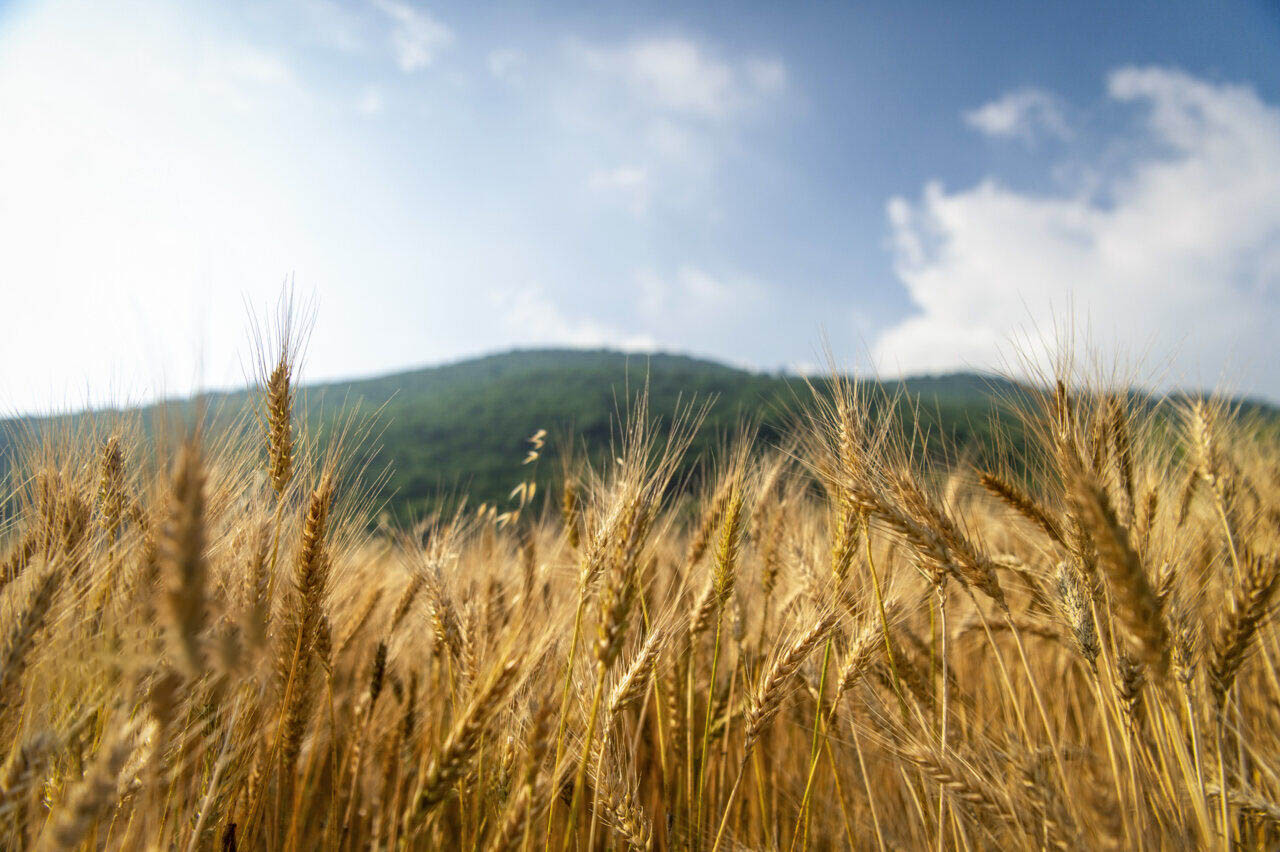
[0,568,61,727]
[743,610,840,756]
[411,652,524,821]
[1066,464,1170,675]
[160,437,209,677]
[980,470,1067,548]
[34,716,143,852]
[1209,550,1280,708]
[249,287,313,498]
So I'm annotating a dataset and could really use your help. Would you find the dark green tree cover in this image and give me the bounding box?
[1,349,1273,520]
[299,350,1037,519]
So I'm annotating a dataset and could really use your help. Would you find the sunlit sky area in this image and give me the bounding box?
[2,0,1279,412]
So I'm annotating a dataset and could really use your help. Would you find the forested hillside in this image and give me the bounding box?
[4,348,1270,518]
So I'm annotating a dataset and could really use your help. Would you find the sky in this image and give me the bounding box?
[1,0,1279,413]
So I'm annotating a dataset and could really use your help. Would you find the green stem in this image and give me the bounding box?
[935,588,948,852]
[793,640,832,852]
[696,613,725,841]
[543,587,588,850]
[864,522,910,718]
[559,667,607,852]
[710,759,748,852]
[1216,713,1231,852]
[1184,689,1207,819]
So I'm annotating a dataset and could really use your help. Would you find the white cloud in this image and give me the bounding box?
[964,87,1069,142]
[879,67,1280,396]
[634,266,757,318]
[494,268,759,357]
[674,266,736,304]
[559,35,789,216]
[572,36,786,120]
[588,166,649,214]
[492,287,658,351]
[372,0,452,72]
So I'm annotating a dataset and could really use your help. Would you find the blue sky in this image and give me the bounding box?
[1,0,1279,411]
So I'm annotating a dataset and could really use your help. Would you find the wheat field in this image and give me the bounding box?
[0,322,1278,851]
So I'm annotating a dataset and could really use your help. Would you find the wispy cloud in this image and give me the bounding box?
[880,67,1280,394]
[634,266,761,319]
[547,33,790,224]
[964,87,1069,142]
[372,0,452,72]
[493,286,659,351]
[569,36,786,120]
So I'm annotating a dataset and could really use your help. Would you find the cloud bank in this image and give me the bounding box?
[879,67,1280,396]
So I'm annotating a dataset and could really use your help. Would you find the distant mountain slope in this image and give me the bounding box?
[309,349,816,516]
[301,350,1037,516]
[2,348,1271,518]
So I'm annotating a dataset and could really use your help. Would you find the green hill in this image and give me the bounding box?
[2,348,1272,519]
[299,349,1040,517]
